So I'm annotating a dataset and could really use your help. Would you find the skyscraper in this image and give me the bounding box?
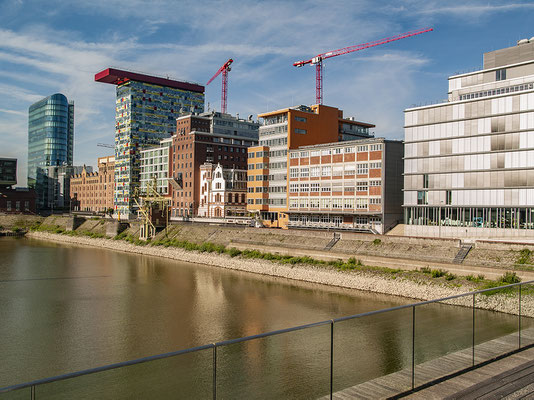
[27,93,74,209]
[95,68,205,219]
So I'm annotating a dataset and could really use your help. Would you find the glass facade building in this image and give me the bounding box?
[404,40,534,238]
[27,93,74,209]
[96,69,204,219]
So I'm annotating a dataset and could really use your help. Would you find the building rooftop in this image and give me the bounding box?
[95,68,204,93]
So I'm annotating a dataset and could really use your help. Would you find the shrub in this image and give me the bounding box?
[445,273,457,281]
[499,271,521,284]
[431,269,446,278]
[227,248,242,257]
[372,238,382,245]
[420,267,431,274]
[516,249,532,265]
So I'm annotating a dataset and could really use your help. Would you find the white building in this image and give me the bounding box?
[198,163,247,218]
[139,137,172,195]
[404,39,534,238]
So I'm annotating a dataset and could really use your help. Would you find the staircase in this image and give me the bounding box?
[324,232,341,251]
[453,244,473,264]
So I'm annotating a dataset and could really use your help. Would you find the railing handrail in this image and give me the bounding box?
[2,279,532,394]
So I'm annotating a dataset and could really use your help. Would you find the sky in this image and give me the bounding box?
[1,0,534,186]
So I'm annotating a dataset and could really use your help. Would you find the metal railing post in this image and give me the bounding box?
[213,345,217,400]
[472,294,475,366]
[330,320,334,400]
[31,385,35,400]
[519,283,522,349]
[411,305,415,390]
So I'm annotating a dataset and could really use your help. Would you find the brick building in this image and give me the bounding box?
[169,111,258,217]
[0,157,36,214]
[70,156,115,213]
[247,104,375,228]
[287,138,403,233]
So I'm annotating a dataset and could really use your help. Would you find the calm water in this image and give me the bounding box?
[0,237,524,399]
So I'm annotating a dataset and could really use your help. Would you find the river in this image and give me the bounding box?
[0,237,522,399]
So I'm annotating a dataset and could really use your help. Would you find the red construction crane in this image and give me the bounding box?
[293,28,433,105]
[207,58,233,114]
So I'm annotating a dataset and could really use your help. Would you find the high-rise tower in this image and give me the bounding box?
[27,93,74,209]
[95,68,205,219]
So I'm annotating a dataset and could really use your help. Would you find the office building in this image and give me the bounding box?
[95,68,205,219]
[140,138,172,196]
[70,157,114,213]
[404,39,534,238]
[46,165,86,210]
[27,93,74,209]
[169,111,259,218]
[287,138,403,233]
[247,104,374,228]
[0,157,36,214]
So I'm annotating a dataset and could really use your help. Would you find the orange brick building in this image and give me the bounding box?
[246,104,375,228]
[70,156,115,213]
[287,138,403,233]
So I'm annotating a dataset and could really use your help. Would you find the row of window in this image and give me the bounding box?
[288,198,379,209]
[289,181,381,192]
[290,144,382,158]
[458,82,533,101]
[289,163,382,178]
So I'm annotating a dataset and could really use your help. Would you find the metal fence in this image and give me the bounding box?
[2,280,534,399]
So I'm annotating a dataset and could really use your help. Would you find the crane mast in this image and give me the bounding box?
[207,58,233,114]
[294,28,433,104]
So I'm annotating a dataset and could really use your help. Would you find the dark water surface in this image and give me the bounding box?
[0,237,522,399]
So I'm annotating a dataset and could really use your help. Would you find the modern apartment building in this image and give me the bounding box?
[95,68,205,219]
[198,163,247,218]
[27,93,74,209]
[404,39,534,238]
[169,111,258,218]
[247,104,374,227]
[140,138,172,195]
[0,158,17,186]
[70,157,114,213]
[288,138,403,233]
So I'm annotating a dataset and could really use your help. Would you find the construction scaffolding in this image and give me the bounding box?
[133,176,171,240]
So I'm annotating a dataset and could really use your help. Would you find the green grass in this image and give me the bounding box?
[516,249,532,265]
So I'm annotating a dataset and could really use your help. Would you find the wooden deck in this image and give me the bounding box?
[321,328,534,399]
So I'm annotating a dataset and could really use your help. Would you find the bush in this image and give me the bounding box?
[516,249,532,265]
[431,269,446,278]
[372,238,382,245]
[499,271,521,284]
[420,267,431,274]
[445,273,457,281]
[226,248,242,257]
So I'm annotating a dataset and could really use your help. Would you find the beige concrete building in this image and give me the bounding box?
[71,156,115,213]
[404,39,534,238]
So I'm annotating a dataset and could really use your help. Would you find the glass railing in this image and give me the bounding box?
[2,281,533,399]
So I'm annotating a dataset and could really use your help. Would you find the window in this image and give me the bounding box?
[290,168,299,178]
[321,185,331,192]
[331,198,342,209]
[344,166,355,176]
[295,128,307,134]
[310,150,320,157]
[417,191,428,205]
[423,174,429,189]
[369,180,381,186]
[369,162,381,169]
[311,183,320,192]
[332,166,343,176]
[300,151,309,157]
[333,148,343,154]
[446,190,452,205]
[290,183,299,192]
[370,144,382,151]
[344,147,354,153]
[310,166,320,177]
[295,116,307,122]
[356,198,368,209]
[290,152,299,159]
[357,163,368,174]
[321,166,331,176]
[300,183,309,192]
[369,198,381,204]
[321,149,331,156]
[301,168,309,177]
[357,181,368,191]
[496,68,506,81]
[357,145,367,152]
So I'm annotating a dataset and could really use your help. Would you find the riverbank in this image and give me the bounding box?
[25,231,534,317]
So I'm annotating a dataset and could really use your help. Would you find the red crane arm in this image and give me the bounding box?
[207,58,233,85]
[293,28,433,67]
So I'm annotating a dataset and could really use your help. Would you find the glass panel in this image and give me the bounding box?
[521,283,534,348]
[216,324,330,399]
[475,287,520,364]
[0,387,31,400]
[36,348,213,399]
[333,308,412,398]
[414,297,473,387]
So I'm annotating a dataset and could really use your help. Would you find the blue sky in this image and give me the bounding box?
[1,0,534,186]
